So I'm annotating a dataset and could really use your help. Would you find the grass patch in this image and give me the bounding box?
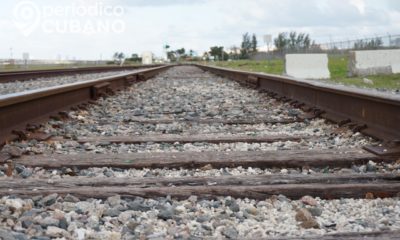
[328,55,399,89]
[211,59,284,75]
[328,55,348,79]
[208,56,400,90]
[330,74,400,89]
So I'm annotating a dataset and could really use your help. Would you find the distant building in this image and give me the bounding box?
[141,52,153,65]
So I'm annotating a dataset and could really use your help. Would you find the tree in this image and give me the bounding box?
[189,49,194,57]
[113,52,119,61]
[127,53,140,62]
[209,46,228,61]
[288,32,297,50]
[113,52,125,64]
[174,48,187,60]
[274,31,314,53]
[167,51,177,62]
[240,32,252,59]
[165,48,189,61]
[176,48,185,56]
[274,33,288,53]
[353,37,383,50]
[251,34,258,53]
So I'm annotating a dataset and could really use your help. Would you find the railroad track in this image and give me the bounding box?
[0,65,399,239]
[0,64,163,83]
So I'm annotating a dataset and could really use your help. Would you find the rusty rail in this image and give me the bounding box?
[195,64,400,145]
[0,65,170,145]
[0,64,163,83]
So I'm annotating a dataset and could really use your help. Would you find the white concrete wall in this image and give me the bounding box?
[141,52,153,65]
[285,54,330,79]
[349,49,400,76]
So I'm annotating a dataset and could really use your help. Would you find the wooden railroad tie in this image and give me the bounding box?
[9,148,392,169]
[52,133,310,144]
[1,173,399,200]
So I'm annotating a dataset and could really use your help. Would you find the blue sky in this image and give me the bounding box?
[0,0,399,60]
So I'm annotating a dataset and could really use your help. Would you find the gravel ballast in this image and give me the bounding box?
[0,66,398,239]
[0,194,399,239]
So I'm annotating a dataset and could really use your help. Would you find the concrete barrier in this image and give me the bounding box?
[285,54,330,79]
[349,49,400,76]
[141,52,153,65]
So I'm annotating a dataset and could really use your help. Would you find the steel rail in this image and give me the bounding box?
[0,65,171,144]
[194,64,400,144]
[0,64,163,83]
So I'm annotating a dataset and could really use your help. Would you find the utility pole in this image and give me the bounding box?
[9,47,14,67]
